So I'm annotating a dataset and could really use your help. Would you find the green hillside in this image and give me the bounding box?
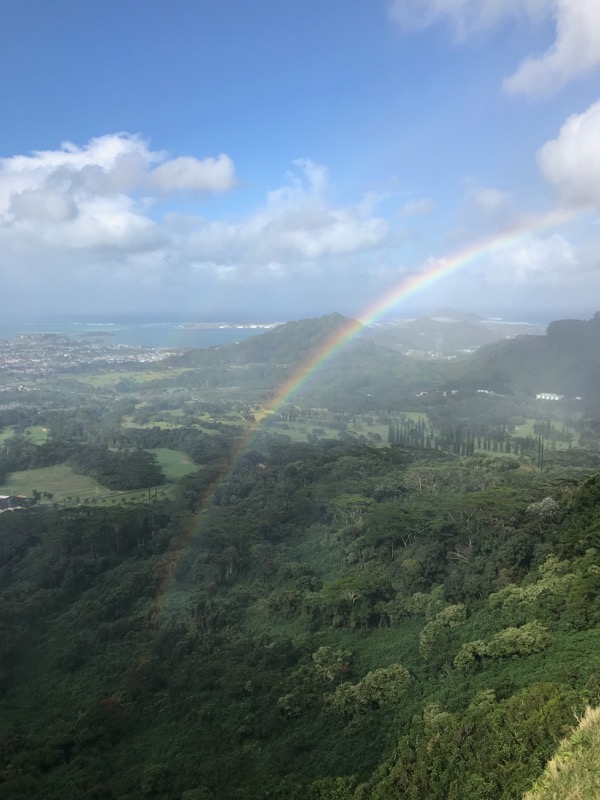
[457,314,600,408]
[170,313,367,368]
[1,436,600,799]
[369,314,499,354]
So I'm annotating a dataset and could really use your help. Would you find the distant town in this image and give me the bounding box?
[0,334,179,387]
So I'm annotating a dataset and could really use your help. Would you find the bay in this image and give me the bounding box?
[0,322,273,349]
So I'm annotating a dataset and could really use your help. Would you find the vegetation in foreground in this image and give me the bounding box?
[1,434,600,799]
[524,706,600,800]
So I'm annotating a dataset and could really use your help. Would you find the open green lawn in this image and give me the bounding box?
[265,417,416,445]
[0,426,49,444]
[122,417,183,430]
[0,465,105,501]
[150,448,200,481]
[365,422,396,442]
[115,409,576,455]
[72,368,193,388]
[271,424,316,442]
[513,417,578,450]
[24,425,50,444]
[513,418,544,437]
[402,411,427,422]
[0,462,183,505]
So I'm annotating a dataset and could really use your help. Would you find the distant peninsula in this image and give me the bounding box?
[178,321,282,330]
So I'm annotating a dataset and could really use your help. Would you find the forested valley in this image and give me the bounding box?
[1,314,600,799]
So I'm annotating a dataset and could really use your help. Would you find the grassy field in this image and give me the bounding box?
[119,408,392,444]
[403,411,428,423]
[72,368,193,388]
[0,465,105,501]
[0,462,183,505]
[513,417,578,450]
[278,413,579,453]
[122,417,183,430]
[0,426,49,444]
[24,425,50,444]
[150,448,200,481]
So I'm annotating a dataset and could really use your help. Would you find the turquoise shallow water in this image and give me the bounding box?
[0,322,268,349]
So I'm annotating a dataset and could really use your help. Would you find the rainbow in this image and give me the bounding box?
[265,207,577,411]
[159,206,578,603]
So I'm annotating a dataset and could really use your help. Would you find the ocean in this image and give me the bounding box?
[0,322,273,349]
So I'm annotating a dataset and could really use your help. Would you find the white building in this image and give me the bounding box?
[535,392,564,401]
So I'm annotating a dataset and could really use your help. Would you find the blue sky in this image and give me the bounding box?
[1,0,599,321]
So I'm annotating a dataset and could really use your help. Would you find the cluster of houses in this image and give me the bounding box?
[535,392,582,401]
[535,392,564,401]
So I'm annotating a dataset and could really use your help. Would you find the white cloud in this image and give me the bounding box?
[9,189,77,223]
[428,230,598,318]
[400,197,434,216]
[465,229,600,298]
[0,138,389,313]
[149,154,236,193]
[388,0,546,40]
[450,183,515,237]
[493,232,578,283]
[460,183,516,228]
[389,0,600,97]
[185,159,388,272]
[503,0,600,97]
[469,186,511,215]
[537,99,600,207]
[0,133,236,219]
[0,134,237,259]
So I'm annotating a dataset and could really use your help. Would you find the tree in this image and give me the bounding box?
[312,646,353,683]
[419,604,466,660]
[326,663,411,716]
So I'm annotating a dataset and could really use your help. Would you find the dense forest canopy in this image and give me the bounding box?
[2,313,600,798]
[1,432,600,798]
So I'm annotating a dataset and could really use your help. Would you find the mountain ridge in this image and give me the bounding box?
[456,312,600,406]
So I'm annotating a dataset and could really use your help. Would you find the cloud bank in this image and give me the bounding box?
[0,135,389,316]
[0,126,596,320]
[537,100,600,207]
[0,134,236,254]
[389,0,600,97]
[503,0,600,97]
